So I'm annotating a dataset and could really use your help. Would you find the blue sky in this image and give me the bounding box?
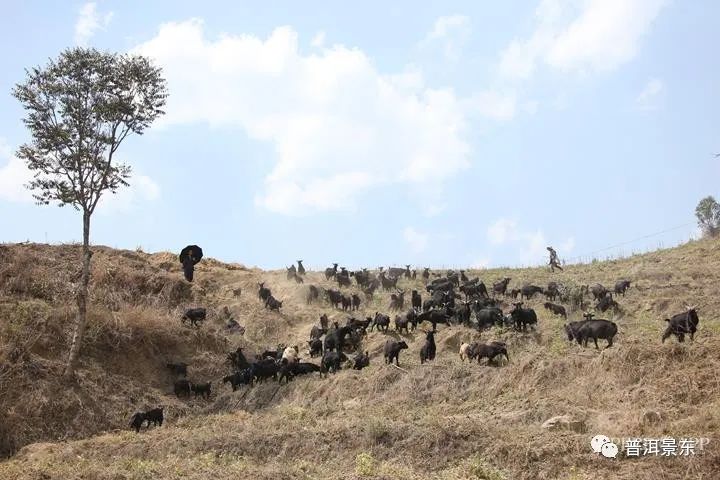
[0,1,718,269]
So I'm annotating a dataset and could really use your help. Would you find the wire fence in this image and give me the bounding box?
[561,222,697,265]
[396,221,700,271]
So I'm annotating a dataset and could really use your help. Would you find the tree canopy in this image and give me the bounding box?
[695,195,720,238]
[12,47,168,213]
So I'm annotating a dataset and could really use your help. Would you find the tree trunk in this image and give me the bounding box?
[64,210,92,379]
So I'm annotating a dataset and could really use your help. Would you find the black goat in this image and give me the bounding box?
[493,278,511,296]
[325,263,339,280]
[595,294,619,313]
[394,314,410,334]
[383,340,408,366]
[456,301,472,327]
[320,351,347,376]
[389,290,405,311]
[319,313,329,330]
[662,307,700,343]
[509,302,537,331]
[351,294,362,311]
[347,316,372,334]
[337,273,352,288]
[307,285,320,304]
[174,379,191,398]
[341,295,352,311]
[129,412,147,433]
[227,347,249,371]
[279,362,321,384]
[543,302,567,319]
[324,325,353,352]
[308,338,323,357]
[144,407,164,428]
[250,359,280,383]
[416,307,452,331]
[379,272,399,291]
[326,289,344,309]
[363,281,379,301]
[545,282,560,301]
[265,295,283,311]
[223,369,253,391]
[420,331,436,364]
[353,351,370,370]
[473,341,509,366]
[370,312,391,333]
[181,308,206,327]
[310,324,327,340]
[258,282,272,302]
[474,306,503,330]
[590,283,608,300]
[565,315,618,349]
[191,382,212,399]
[411,290,422,312]
[521,285,543,300]
[614,280,631,296]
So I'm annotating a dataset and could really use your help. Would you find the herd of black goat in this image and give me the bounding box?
[131,257,701,433]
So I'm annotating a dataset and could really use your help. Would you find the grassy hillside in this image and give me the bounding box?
[0,239,719,479]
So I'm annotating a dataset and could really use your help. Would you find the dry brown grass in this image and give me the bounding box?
[0,239,719,479]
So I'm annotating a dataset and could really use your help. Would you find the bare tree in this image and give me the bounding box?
[12,47,168,378]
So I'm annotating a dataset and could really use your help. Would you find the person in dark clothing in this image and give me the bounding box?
[182,256,195,281]
[179,245,203,282]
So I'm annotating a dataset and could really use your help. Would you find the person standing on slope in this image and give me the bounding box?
[547,246,563,272]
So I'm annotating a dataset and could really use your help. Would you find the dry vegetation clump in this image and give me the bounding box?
[0,239,719,479]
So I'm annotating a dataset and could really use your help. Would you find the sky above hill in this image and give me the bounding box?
[1,1,718,269]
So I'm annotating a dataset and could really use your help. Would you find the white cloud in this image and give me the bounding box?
[311,31,326,48]
[487,218,518,245]
[0,139,33,203]
[132,20,511,216]
[559,236,576,253]
[525,229,548,261]
[0,138,159,213]
[499,38,543,80]
[421,15,471,62]
[523,100,540,115]
[403,227,429,254]
[499,0,669,80]
[426,15,471,41]
[635,78,665,111]
[97,172,161,214]
[552,92,570,110]
[75,2,114,47]
[487,217,574,265]
[463,91,517,121]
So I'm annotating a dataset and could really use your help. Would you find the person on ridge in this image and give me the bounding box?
[547,246,563,272]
